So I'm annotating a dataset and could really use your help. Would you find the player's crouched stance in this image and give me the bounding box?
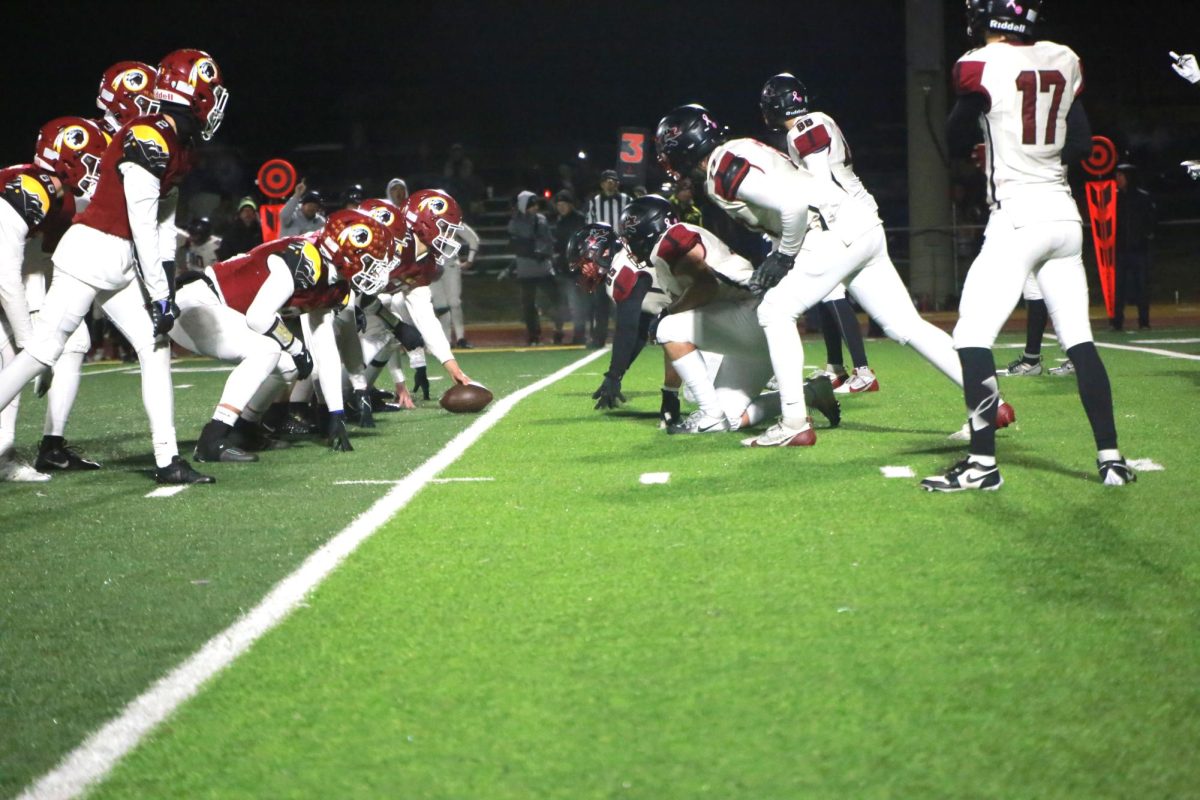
[922,0,1134,492]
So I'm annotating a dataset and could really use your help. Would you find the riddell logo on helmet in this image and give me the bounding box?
[990,19,1026,31]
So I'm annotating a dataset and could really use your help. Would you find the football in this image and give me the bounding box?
[439,382,493,413]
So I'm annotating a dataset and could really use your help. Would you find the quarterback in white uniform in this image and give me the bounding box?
[922,0,1134,491]
[654,104,1004,447]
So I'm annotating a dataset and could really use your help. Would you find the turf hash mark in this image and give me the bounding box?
[16,348,610,800]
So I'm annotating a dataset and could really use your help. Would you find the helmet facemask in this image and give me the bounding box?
[76,152,102,198]
[349,252,389,296]
[430,218,462,261]
[201,85,228,141]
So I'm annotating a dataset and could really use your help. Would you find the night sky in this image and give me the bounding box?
[5,1,1200,206]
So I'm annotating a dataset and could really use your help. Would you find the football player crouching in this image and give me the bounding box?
[620,195,840,437]
[354,190,475,401]
[0,118,106,481]
[565,221,682,426]
[170,210,394,459]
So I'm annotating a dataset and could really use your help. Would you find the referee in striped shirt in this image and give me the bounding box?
[583,170,631,347]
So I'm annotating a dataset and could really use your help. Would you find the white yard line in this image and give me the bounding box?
[143,486,190,499]
[1044,333,1200,362]
[80,366,140,378]
[880,466,916,479]
[429,477,495,484]
[18,347,609,800]
[639,472,671,485]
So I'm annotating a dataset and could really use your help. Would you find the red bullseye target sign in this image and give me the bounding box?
[257,159,297,199]
[1081,135,1117,177]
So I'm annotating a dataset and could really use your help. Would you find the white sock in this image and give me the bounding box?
[213,404,240,426]
[969,454,997,467]
[137,344,179,468]
[670,351,722,418]
[762,321,808,426]
[1098,448,1121,463]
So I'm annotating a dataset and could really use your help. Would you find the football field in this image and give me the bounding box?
[3,330,1199,799]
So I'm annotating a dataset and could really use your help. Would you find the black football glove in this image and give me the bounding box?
[291,346,314,380]
[592,372,626,410]
[327,410,353,452]
[352,389,375,428]
[660,388,682,426]
[146,298,179,336]
[33,367,53,399]
[750,250,796,295]
[646,310,669,343]
[353,304,367,333]
[413,365,430,400]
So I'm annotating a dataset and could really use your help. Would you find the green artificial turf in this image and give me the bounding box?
[0,348,583,798]
[77,333,1200,799]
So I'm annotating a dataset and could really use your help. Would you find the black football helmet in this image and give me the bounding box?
[965,0,1042,40]
[343,183,365,206]
[567,222,622,292]
[619,195,679,263]
[760,73,810,130]
[655,104,728,181]
[187,216,212,241]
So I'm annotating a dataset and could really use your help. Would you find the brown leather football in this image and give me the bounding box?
[439,382,493,413]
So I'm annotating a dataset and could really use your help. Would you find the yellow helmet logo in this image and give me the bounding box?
[337,223,373,249]
[56,125,90,152]
[366,206,395,227]
[119,68,150,92]
[192,58,218,85]
[417,195,448,215]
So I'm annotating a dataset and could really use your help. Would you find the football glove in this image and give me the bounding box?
[646,310,669,343]
[413,365,430,400]
[592,372,626,410]
[750,251,795,295]
[1171,51,1200,83]
[290,345,314,381]
[351,389,375,428]
[34,368,53,399]
[353,304,367,333]
[327,410,353,452]
[146,298,179,336]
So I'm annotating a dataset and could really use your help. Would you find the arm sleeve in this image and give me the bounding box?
[735,167,812,256]
[945,93,989,158]
[244,255,299,335]
[305,308,343,413]
[457,223,480,257]
[1061,101,1092,165]
[157,188,179,266]
[606,273,653,378]
[0,236,33,349]
[280,194,301,227]
[402,285,454,364]
[119,161,171,302]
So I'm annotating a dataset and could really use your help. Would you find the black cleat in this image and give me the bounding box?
[921,458,1002,492]
[277,413,318,436]
[803,374,842,428]
[230,420,290,451]
[155,456,216,484]
[455,338,473,349]
[194,439,258,463]
[35,439,101,471]
[1098,457,1137,486]
[350,389,375,428]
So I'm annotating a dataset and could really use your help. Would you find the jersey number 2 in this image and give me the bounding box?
[1016,69,1065,145]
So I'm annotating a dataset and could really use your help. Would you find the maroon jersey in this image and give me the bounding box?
[384,231,437,292]
[287,280,351,312]
[75,114,192,240]
[210,236,324,315]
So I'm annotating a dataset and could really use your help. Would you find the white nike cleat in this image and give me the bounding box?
[1048,360,1075,376]
[920,458,1002,492]
[833,366,880,394]
[1098,457,1137,486]
[740,417,816,447]
[1003,356,1043,376]
[0,457,51,482]
[666,409,730,435]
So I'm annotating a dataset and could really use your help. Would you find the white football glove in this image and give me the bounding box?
[1170,51,1200,84]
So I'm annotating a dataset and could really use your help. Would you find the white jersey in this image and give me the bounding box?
[953,40,1083,224]
[648,222,754,303]
[785,111,878,216]
[604,249,669,315]
[704,138,879,253]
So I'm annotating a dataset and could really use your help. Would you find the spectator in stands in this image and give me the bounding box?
[217,197,263,260]
[509,191,561,346]
[444,143,481,218]
[584,169,630,347]
[386,177,408,207]
[670,178,704,226]
[552,190,588,344]
[1112,163,1157,330]
[280,179,325,236]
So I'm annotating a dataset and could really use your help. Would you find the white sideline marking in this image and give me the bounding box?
[332,477,495,486]
[1044,333,1200,362]
[639,472,670,485]
[1128,458,1164,472]
[18,347,610,800]
[880,466,915,479]
[430,477,495,484]
[80,366,139,378]
[175,384,193,390]
[123,366,236,375]
[333,480,402,486]
[1129,338,1200,344]
[143,486,189,499]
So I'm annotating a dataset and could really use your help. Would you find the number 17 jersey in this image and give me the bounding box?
[953,40,1083,225]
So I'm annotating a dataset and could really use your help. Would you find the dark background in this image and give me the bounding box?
[5,0,1200,216]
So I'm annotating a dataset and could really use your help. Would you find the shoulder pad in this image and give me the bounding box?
[952,59,988,98]
[790,119,832,159]
[712,151,751,202]
[608,264,642,303]
[122,120,173,177]
[278,238,324,289]
[656,224,703,267]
